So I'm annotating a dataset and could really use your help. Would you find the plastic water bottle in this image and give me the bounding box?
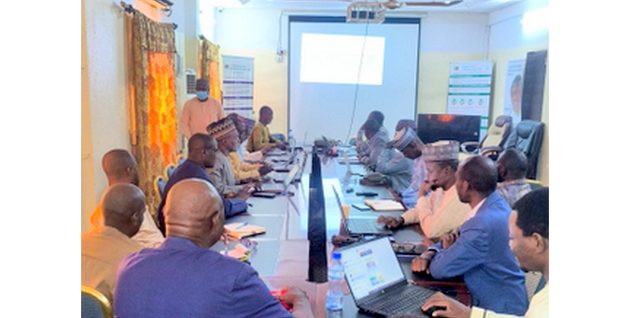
[288,129,296,148]
[326,252,344,313]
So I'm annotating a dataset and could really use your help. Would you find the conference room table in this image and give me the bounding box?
[212,146,470,317]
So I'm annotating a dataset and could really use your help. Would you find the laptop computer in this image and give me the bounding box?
[252,165,300,197]
[339,237,436,316]
[332,185,392,236]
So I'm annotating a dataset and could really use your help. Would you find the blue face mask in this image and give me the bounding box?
[196,91,208,101]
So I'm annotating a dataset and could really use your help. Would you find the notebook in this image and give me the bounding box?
[364,199,406,211]
[339,237,436,316]
[224,223,266,239]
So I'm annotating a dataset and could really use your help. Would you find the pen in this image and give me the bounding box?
[247,203,253,207]
[235,222,248,230]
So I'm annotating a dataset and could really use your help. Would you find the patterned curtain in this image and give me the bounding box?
[200,37,222,103]
[129,10,178,212]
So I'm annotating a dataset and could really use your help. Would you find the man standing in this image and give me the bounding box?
[496,148,532,207]
[180,79,224,139]
[412,156,528,316]
[247,105,285,152]
[377,141,469,244]
[115,179,315,318]
[82,184,145,299]
[420,188,548,318]
[89,149,164,248]
[156,134,247,235]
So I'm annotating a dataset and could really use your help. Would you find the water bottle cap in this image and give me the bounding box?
[332,252,342,260]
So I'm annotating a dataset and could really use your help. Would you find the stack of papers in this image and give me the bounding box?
[224,223,267,239]
[363,199,405,211]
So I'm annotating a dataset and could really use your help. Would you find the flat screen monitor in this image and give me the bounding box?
[417,114,481,144]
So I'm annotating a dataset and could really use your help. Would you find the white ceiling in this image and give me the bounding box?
[221,0,523,13]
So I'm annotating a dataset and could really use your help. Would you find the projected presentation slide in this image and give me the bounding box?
[300,33,385,85]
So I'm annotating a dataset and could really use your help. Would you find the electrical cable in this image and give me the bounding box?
[344,15,372,145]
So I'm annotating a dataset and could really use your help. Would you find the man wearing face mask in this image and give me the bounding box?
[180,78,224,139]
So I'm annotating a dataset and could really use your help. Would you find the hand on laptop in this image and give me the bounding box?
[258,164,273,176]
[377,216,404,229]
[236,185,255,200]
[261,144,275,154]
[411,251,435,273]
[421,291,470,318]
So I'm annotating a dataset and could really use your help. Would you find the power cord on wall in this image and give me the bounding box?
[344,18,372,145]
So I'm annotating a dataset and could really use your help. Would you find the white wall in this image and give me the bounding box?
[82,0,190,232]
[211,8,489,133]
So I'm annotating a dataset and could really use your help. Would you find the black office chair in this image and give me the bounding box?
[504,120,545,180]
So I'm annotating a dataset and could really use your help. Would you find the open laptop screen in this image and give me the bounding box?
[341,237,405,301]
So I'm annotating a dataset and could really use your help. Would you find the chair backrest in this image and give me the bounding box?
[165,164,177,179]
[154,176,167,198]
[481,115,512,149]
[505,120,545,179]
[81,286,113,318]
[177,154,186,166]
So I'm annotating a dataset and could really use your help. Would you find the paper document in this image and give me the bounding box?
[364,199,405,211]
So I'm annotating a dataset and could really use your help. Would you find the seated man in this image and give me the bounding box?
[225,113,272,163]
[157,134,247,235]
[355,110,390,148]
[368,127,416,193]
[90,149,164,248]
[208,117,258,198]
[212,114,273,183]
[496,148,532,207]
[390,125,428,207]
[114,179,314,318]
[377,141,470,244]
[412,156,528,316]
[82,184,145,299]
[247,105,286,153]
[421,188,548,318]
[357,118,390,169]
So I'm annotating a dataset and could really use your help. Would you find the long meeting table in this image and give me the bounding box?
[212,146,470,317]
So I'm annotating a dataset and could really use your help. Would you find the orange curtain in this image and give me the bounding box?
[200,37,222,103]
[147,52,177,166]
[129,10,178,212]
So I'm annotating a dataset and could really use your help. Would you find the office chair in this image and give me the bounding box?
[459,115,512,161]
[504,120,545,179]
[154,175,167,199]
[165,164,177,179]
[177,154,186,166]
[81,286,113,318]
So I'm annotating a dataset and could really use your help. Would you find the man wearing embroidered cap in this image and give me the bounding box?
[208,117,257,200]
[388,124,427,207]
[377,140,471,246]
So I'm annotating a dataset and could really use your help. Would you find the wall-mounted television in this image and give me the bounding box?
[417,114,481,144]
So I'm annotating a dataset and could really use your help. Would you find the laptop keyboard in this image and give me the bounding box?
[361,285,435,315]
[348,219,387,234]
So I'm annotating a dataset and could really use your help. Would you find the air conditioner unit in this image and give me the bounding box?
[186,69,197,95]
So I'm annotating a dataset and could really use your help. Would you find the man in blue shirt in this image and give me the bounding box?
[411,156,528,316]
[157,133,247,235]
[115,179,314,318]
